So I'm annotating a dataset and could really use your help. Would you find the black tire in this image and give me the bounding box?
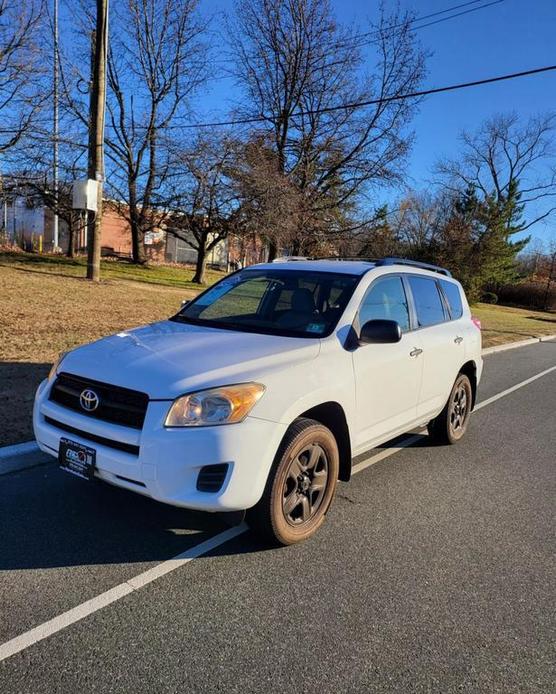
[428,373,473,445]
[248,418,339,546]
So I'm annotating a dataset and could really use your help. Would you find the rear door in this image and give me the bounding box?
[351,274,424,451]
[406,275,464,419]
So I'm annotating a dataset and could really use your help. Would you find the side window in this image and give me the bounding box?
[359,276,410,332]
[408,276,446,327]
[440,280,464,319]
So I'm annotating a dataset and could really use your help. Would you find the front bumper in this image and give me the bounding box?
[33,379,286,511]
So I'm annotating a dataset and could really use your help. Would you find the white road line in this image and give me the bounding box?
[0,524,247,664]
[1,362,555,664]
[351,364,556,476]
[474,364,556,411]
[351,434,424,476]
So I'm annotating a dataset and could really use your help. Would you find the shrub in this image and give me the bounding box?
[496,281,556,311]
[481,291,498,304]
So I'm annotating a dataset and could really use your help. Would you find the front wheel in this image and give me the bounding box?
[248,418,339,545]
[428,373,473,445]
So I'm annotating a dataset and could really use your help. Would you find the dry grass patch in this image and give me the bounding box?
[0,250,225,290]
[0,265,204,445]
[472,303,556,347]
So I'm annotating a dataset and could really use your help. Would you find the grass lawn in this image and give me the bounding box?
[472,303,556,347]
[0,250,554,446]
[0,252,224,446]
[0,250,225,290]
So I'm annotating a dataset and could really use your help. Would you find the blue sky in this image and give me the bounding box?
[197,0,556,245]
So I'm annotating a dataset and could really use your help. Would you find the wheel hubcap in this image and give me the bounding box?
[450,384,468,432]
[282,443,329,526]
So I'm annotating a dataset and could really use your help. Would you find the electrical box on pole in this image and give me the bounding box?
[72,179,98,212]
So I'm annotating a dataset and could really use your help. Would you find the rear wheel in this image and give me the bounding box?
[428,373,473,445]
[248,418,339,545]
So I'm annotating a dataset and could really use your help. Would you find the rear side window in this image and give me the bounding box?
[359,276,410,331]
[408,276,446,327]
[440,280,464,319]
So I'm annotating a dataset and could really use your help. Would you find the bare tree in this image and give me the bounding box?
[166,135,242,284]
[61,0,208,264]
[0,0,44,153]
[8,105,88,255]
[232,136,302,253]
[436,112,556,231]
[228,0,426,258]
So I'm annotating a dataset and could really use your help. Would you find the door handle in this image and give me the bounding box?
[409,347,423,357]
[454,336,463,344]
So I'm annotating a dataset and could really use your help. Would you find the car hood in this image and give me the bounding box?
[58,320,321,399]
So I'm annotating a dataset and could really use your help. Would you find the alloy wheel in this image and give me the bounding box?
[282,443,329,526]
[450,383,469,433]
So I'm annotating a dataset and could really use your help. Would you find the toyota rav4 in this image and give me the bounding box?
[33,258,482,544]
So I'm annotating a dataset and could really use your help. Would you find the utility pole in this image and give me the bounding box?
[52,0,59,251]
[86,0,109,282]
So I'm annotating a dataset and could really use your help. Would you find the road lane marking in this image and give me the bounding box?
[351,434,424,476]
[351,364,556,475]
[0,362,555,663]
[0,524,247,664]
[474,364,556,411]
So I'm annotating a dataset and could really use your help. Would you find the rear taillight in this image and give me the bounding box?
[471,317,482,330]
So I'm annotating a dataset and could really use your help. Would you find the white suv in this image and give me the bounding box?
[34,258,482,544]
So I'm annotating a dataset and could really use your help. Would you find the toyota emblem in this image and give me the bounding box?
[80,389,100,412]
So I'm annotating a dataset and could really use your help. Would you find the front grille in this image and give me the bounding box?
[196,464,229,493]
[45,416,140,456]
[49,372,149,429]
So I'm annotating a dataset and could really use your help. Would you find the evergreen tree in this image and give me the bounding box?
[441,180,529,301]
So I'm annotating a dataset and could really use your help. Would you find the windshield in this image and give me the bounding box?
[171,269,361,338]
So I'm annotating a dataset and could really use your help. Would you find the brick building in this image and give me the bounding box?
[2,192,266,268]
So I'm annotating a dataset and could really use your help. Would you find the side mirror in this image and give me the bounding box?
[359,319,402,345]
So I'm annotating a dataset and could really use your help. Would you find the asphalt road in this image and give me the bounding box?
[1,341,555,693]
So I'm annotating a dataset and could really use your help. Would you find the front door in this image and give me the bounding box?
[352,275,424,452]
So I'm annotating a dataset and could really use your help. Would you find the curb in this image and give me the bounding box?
[0,440,39,461]
[1,332,555,466]
[0,442,44,476]
[482,333,556,355]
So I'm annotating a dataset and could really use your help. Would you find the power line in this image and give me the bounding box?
[355,0,492,39]
[211,1,506,72]
[351,0,505,48]
[214,1,506,68]
[387,0,504,37]
[177,64,556,130]
[9,64,555,140]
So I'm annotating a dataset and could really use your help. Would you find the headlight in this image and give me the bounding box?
[48,351,68,381]
[165,383,265,427]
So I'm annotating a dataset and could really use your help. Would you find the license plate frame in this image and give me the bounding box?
[58,437,96,481]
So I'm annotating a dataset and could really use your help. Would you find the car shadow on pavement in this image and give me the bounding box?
[0,361,51,447]
[0,460,273,571]
[0,424,446,572]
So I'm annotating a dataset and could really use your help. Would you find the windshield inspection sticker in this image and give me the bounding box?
[307,322,326,334]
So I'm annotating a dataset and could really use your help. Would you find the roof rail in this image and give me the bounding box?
[270,255,451,276]
[375,257,452,277]
[271,256,309,262]
[310,256,377,263]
